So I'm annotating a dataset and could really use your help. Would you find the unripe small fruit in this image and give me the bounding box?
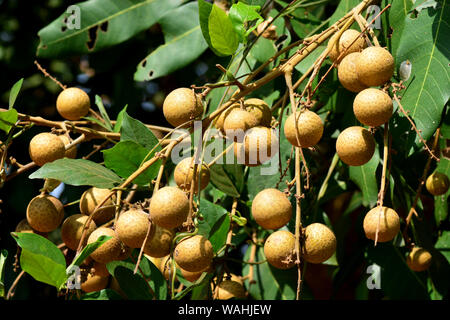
[150,186,190,229]
[284,110,324,148]
[406,247,432,272]
[336,126,375,166]
[363,206,400,242]
[251,188,292,230]
[338,52,368,93]
[328,29,367,63]
[56,87,90,121]
[163,88,203,127]
[223,109,258,141]
[174,235,214,272]
[61,214,97,251]
[87,227,124,264]
[234,126,278,166]
[80,271,109,293]
[425,172,449,196]
[303,223,337,264]
[26,195,64,233]
[214,275,246,300]
[58,135,77,159]
[244,98,272,127]
[356,46,394,87]
[29,132,66,167]
[353,88,393,127]
[174,157,210,193]
[263,230,295,269]
[80,187,116,225]
[144,225,175,258]
[115,209,153,249]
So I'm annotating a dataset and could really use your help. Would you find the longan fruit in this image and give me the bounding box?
[214,274,246,300]
[284,110,324,148]
[223,109,258,141]
[87,227,124,264]
[244,98,272,127]
[425,172,449,196]
[406,247,432,272]
[15,218,47,237]
[353,88,393,127]
[263,230,295,269]
[328,29,366,63]
[29,132,66,167]
[115,209,153,249]
[338,52,368,93]
[303,223,337,264]
[80,187,116,225]
[356,46,394,87]
[236,126,278,166]
[174,157,210,193]
[58,135,77,159]
[363,206,400,242]
[26,194,64,233]
[163,88,203,127]
[56,87,90,121]
[180,267,206,283]
[214,103,239,133]
[144,225,175,258]
[336,126,375,166]
[149,186,190,229]
[251,188,292,230]
[61,214,97,251]
[174,235,214,272]
[80,272,109,293]
[92,261,110,277]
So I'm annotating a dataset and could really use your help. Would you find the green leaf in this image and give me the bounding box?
[209,164,243,197]
[198,0,222,57]
[209,214,231,253]
[396,2,450,147]
[120,113,161,151]
[102,141,160,186]
[134,2,208,81]
[349,147,380,207]
[69,235,112,268]
[29,158,122,188]
[144,256,168,300]
[434,154,450,225]
[11,232,67,289]
[0,249,8,298]
[386,0,414,56]
[208,4,239,56]
[0,109,18,134]
[83,116,111,131]
[37,0,183,57]
[94,95,113,131]
[328,0,360,25]
[80,289,123,300]
[113,105,128,133]
[197,198,228,238]
[9,78,23,109]
[228,2,263,42]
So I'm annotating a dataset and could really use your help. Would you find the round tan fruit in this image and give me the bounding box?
[92,262,110,277]
[406,247,432,272]
[244,98,272,127]
[61,214,97,251]
[263,230,295,269]
[303,223,337,264]
[87,227,124,264]
[251,188,292,230]
[56,87,90,121]
[336,126,375,166]
[328,29,366,63]
[214,275,246,300]
[174,235,214,272]
[15,218,47,237]
[223,109,258,141]
[80,272,109,293]
[353,88,393,127]
[214,103,239,133]
[29,132,66,167]
[174,157,210,193]
[163,88,203,127]
[284,110,324,148]
[58,135,77,159]
[425,172,449,196]
[149,186,190,229]
[26,195,64,233]
[356,46,394,87]
[363,206,400,242]
[144,225,174,258]
[338,52,368,93]
[235,126,278,166]
[180,267,206,283]
[115,209,152,249]
[80,187,116,225]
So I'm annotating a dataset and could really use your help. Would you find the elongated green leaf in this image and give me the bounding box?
[113,105,128,133]
[29,158,122,188]
[328,0,360,25]
[209,164,242,197]
[144,257,168,300]
[0,109,18,134]
[94,95,113,131]
[120,113,160,151]
[11,232,67,289]
[135,2,208,81]
[198,0,222,56]
[349,148,380,207]
[209,214,230,253]
[9,78,23,109]
[208,4,239,56]
[69,235,112,268]
[385,0,414,56]
[37,0,183,57]
[0,249,8,298]
[435,231,450,263]
[81,289,123,300]
[197,198,228,238]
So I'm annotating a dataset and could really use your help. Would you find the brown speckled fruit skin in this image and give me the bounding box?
[426,172,449,196]
[80,272,109,293]
[263,230,295,270]
[87,227,124,264]
[406,247,432,272]
[15,218,47,237]
[181,268,204,283]
[80,187,116,225]
[150,186,189,229]
[239,126,278,166]
[328,30,366,63]
[163,88,203,127]
[252,188,292,230]
[244,98,272,127]
[144,225,174,258]
[26,195,64,233]
[58,135,77,159]
[303,223,337,264]
[338,53,368,93]
[61,214,97,251]
[115,209,152,249]
[284,110,324,148]
[356,47,394,87]
[174,235,214,272]
[363,206,400,242]
[336,126,375,166]
[353,88,393,127]
[92,262,110,277]
[56,87,90,121]
[223,109,258,141]
[215,276,246,300]
[174,157,210,193]
[214,103,239,133]
[29,132,66,167]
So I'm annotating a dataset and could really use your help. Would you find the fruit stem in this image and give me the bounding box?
[294,147,303,300]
